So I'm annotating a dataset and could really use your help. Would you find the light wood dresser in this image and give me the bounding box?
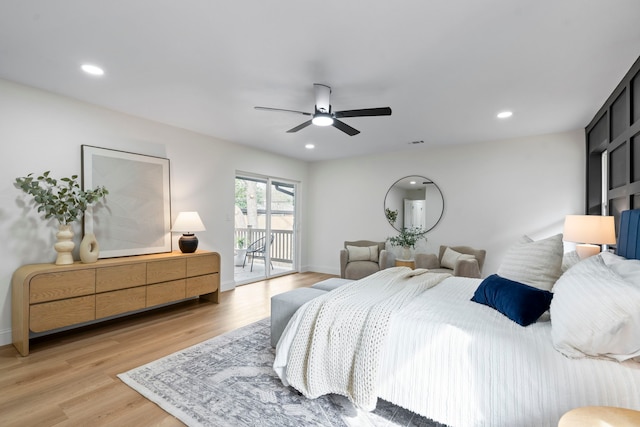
[11,250,220,356]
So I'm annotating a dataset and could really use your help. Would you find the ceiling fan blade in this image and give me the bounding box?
[334,107,392,118]
[255,106,311,116]
[314,84,331,113]
[332,119,360,136]
[286,120,313,133]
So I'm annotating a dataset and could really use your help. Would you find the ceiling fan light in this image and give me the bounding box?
[312,114,334,127]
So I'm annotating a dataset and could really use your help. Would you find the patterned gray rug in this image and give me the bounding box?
[119,318,446,427]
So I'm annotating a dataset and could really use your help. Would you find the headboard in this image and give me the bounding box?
[618,209,640,260]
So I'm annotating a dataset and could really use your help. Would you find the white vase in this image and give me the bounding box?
[80,233,99,263]
[54,224,75,265]
[401,246,412,260]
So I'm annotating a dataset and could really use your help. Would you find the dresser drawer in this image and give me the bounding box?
[187,254,218,277]
[96,287,146,318]
[186,274,218,298]
[147,259,186,284]
[30,295,95,332]
[30,270,95,304]
[96,264,146,292]
[147,279,186,306]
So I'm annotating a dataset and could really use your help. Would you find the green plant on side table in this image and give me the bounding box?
[387,227,428,259]
[15,171,108,265]
[237,237,245,249]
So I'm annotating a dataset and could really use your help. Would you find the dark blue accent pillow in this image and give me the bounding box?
[471,274,553,326]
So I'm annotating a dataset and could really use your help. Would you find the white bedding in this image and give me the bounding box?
[276,274,640,427]
[275,267,449,410]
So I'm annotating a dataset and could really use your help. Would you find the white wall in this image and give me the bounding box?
[306,130,585,276]
[0,79,309,346]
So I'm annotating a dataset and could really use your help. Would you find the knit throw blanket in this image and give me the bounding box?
[283,267,450,411]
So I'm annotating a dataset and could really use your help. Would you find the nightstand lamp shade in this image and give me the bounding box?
[172,211,206,253]
[563,215,616,259]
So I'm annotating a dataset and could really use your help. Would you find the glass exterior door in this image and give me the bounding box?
[234,174,297,284]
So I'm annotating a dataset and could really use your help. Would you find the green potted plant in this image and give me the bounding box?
[387,227,428,259]
[15,171,108,265]
[237,237,245,249]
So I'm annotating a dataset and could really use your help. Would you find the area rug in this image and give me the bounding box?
[118,318,446,427]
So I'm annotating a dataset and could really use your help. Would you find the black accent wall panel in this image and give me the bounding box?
[611,89,628,141]
[586,56,640,225]
[633,72,640,124]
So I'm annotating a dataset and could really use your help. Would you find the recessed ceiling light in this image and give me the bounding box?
[81,64,104,76]
[305,143,315,149]
[409,181,417,185]
[497,111,513,119]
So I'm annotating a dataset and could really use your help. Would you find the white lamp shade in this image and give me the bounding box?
[563,215,616,245]
[563,215,616,244]
[171,211,206,233]
[563,215,616,259]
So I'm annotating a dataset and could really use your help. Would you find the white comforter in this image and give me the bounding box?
[275,267,450,410]
[276,275,640,427]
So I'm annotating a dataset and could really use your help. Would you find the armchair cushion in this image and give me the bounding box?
[441,247,476,269]
[414,253,440,269]
[346,245,379,262]
[438,245,486,272]
[340,240,388,280]
[453,258,481,278]
[415,245,486,278]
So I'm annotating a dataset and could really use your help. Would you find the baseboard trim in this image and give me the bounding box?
[0,327,12,347]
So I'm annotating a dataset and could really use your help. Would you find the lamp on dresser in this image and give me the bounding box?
[563,214,616,259]
[172,211,206,253]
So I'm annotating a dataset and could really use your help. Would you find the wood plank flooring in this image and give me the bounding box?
[0,271,336,427]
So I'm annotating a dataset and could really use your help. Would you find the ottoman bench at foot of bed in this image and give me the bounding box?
[311,278,353,291]
[270,287,327,347]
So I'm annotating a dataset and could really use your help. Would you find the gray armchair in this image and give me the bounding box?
[340,240,388,280]
[415,245,486,278]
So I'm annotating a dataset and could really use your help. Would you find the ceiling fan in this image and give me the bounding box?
[254,84,392,136]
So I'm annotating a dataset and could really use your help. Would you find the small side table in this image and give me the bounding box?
[395,259,415,269]
[559,406,640,427]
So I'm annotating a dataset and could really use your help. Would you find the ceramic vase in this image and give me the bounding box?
[80,232,99,263]
[54,224,75,265]
[401,246,412,260]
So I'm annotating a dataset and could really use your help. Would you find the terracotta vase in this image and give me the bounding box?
[80,232,99,263]
[54,224,75,265]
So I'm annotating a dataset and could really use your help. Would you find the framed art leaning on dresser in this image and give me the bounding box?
[82,145,172,258]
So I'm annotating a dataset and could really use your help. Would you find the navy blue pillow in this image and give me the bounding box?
[471,274,553,326]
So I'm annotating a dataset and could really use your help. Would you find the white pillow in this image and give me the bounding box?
[550,254,640,362]
[441,247,475,269]
[600,251,640,285]
[346,245,378,262]
[561,250,581,273]
[497,234,563,291]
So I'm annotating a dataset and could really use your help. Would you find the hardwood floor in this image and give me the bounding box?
[0,271,336,427]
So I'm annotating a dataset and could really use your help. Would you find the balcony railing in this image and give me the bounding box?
[234,227,293,263]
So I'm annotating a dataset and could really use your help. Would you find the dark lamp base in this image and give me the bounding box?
[178,234,199,253]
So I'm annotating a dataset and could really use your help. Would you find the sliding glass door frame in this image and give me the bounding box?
[234,172,299,284]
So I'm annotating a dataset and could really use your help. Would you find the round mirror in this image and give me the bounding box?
[384,176,444,232]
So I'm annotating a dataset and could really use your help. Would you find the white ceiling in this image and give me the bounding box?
[1,1,640,162]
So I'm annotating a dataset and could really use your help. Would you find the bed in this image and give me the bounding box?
[274,210,640,427]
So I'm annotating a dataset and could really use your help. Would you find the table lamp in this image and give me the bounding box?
[563,214,616,259]
[172,211,206,253]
